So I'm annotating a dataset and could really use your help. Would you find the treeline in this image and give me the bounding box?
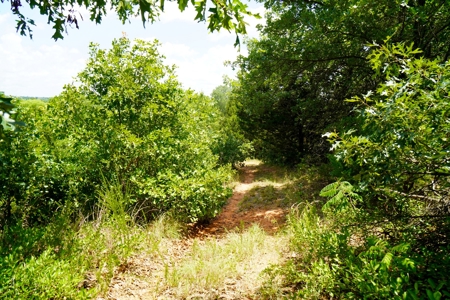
[231,0,450,298]
[15,97,51,102]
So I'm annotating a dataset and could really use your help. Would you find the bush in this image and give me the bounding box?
[210,81,254,166]
[262,201,450,299]
[326,43,450,223]
[0,37,234,226]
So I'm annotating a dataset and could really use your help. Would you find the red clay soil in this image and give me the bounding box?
[190,161,287,237]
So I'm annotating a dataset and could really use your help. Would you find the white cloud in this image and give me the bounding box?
[159,2,197,23]
[208,29,234,42]
[159,42,239,94]
[0,13,9,25]
[245,5,266,38]
[160,42,197,58]
[0,27,86,97]
[129,35,237,94]
[0,0,264,97]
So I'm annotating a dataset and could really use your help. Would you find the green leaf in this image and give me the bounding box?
[178,0,189,12]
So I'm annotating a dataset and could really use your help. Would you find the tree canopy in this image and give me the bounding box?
[232,0,450,164]
[3,0,259,42]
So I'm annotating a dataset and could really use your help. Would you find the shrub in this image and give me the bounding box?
[0,37,234,226]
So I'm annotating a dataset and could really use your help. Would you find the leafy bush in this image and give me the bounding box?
[0,37,234,226]
[262,197,450,299]
[326,43,450,222]
[0,99,69,228]
[0,92,22,132]
[211,81,254,166]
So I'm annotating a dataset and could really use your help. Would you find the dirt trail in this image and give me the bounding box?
[103,160,289,299]
[191,160,287,237]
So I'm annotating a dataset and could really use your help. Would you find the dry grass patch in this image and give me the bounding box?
[104,225,288,299]
[163,225,287,298]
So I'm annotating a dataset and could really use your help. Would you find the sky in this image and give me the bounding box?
[0,1,264,97]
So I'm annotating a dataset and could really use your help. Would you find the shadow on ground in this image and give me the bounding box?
[190,159,330,237]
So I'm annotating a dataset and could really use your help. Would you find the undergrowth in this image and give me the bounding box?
[0,181,183,299]
[239,162,331,212]
[259,185,450,300]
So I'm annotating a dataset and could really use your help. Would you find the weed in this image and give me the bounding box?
[238,162,331,213]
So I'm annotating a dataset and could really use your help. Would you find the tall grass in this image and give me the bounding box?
[260,203,450,299]
[0,179,183,299]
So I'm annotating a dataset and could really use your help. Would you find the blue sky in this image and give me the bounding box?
[0,1,264,97]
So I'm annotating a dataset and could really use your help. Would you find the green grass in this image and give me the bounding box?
[0,160,331,299]
[0,215,183,299]
[0,179,184,300]
[239,185,282,211]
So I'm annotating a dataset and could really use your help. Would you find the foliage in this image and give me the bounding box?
[232,0,450,164]
[313,181,450,300]
[320,181,362,214]
[0,37,242,298]
[0,92,24,133]
[0,209,181,299]
[0,37,233,227]
[237,161,332,212]
[326,43,450,225]
[3,0,259,43]
[0,92,14,132]
[0,99,57,229]
[261,201,450,299]
[211,81,232,115]
[260,42,450,299]
[211,79,253,166]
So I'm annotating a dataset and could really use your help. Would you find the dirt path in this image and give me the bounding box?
[103,160,290,299]
[191,160,287,237]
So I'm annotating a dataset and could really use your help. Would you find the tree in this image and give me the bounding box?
[211,79,253,165]
[0,37,233,226]
[211,81,232,114]
[0,92,15,132]
[0,92,25,134]
[3,0,258,42]
[271,43,450,300]
[232,0,450,164]
[326,42,450,244]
